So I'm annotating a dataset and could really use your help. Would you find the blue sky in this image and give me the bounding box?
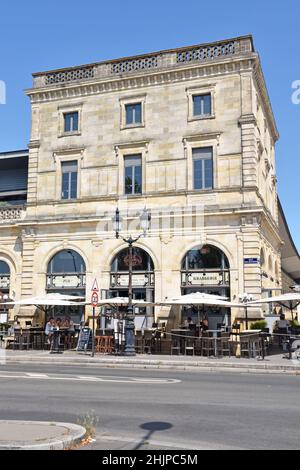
[0,0,299,249]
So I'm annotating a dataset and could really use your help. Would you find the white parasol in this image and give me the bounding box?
[247,293,300,321]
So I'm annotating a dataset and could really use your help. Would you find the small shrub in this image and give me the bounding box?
[250,320,267,330]
[76,410,99,439]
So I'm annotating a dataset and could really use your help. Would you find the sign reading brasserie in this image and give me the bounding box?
[183,271,230,286]
[188,272,222,285]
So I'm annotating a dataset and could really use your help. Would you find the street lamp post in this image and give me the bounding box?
[112,208,151,356]
[239,293,253,330]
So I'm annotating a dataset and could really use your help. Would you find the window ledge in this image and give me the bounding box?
[58,131,81,138]
[124,193,143,198]
[188,114,215,123]
[60,198,79,203]
[121,123,145,130]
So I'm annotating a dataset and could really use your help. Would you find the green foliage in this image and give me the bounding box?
[76,410,99,439]
[250,320,267,330]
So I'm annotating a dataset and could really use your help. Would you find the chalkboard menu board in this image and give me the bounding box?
[77,327,91,352]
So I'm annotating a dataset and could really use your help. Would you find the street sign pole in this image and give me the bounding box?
[91,281,99,358]
[92,306,95,358]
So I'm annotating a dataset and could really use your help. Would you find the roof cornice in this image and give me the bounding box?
[26,55,256,104]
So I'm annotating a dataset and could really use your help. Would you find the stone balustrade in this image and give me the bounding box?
[0,206,25,222]
[32,36,254,88]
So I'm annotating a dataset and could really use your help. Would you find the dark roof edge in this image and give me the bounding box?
[278,197,300,258]
[0,149,28,156]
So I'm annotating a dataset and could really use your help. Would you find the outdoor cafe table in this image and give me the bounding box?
[50,328,69,354]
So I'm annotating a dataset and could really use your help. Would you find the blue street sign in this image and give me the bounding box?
[244,258,260,265]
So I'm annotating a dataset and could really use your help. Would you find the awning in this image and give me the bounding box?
[247,293,300,319]
[160,292,241,308]
[0,293,86,307]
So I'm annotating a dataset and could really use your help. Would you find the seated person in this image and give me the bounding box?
[63,316,75,348]
[45,317,55,343]
[201,317,209,331]
[278,315,290,334]
[183,316,194,328]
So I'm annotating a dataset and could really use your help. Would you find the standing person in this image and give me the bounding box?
[276,314,290,347]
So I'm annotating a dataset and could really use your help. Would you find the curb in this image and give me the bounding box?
[3,356,300,375]
[0,421,86,450]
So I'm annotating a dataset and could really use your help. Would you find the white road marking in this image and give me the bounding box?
[26,373,48,378]
[0,372,181,385]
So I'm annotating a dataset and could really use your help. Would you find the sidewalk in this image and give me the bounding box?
[2,350,300,375]
[0,421,86,450]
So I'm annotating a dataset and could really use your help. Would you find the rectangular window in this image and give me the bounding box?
[61,161,78,200]
[64,112,79,133]
[193,94,212,117]
[193,147,213,190]
[124,155,142,195]
[125,103,142,126]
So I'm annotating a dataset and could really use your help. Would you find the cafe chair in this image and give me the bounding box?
[21,330,33,350]
[219,333,232,357]
[135,330,144,354]
[13,330,23,350]
[143,330,154,354]
[201,332,215,357]
[185,334,195,356]
[171,337,181,355]
[240,337,252,358]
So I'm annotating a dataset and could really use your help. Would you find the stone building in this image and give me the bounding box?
[0,35,299,329]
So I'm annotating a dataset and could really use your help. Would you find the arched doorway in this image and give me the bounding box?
[46,249,86,323]
[181,245,230,329]
[110,247,155,328]
[0,260,10,322]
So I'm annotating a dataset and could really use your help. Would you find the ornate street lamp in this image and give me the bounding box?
[112,208,151,356]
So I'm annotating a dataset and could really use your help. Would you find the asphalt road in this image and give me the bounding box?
[0,363,299,450]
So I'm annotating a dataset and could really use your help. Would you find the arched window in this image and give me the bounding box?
[47,249,85,274]
[47,250,86,291]
[181,245,230,330]
[181,245,230,295]
[110,247,154,303]
[0,260,10,293]
[0,261,10,275]
[182,245,229,271]
[111,247,154,273]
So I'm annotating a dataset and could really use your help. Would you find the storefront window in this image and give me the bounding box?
[109,247,155,328]
[181,245,230,329]
[46,250,86,323]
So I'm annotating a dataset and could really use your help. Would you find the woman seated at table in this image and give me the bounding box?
[200,317,209,332]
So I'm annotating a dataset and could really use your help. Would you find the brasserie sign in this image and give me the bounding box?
[187,272,223,286]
